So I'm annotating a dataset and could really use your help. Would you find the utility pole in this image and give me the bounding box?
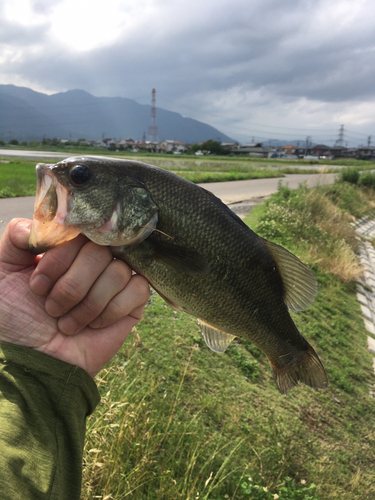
[305,136,311,156]
[368,136,372,148]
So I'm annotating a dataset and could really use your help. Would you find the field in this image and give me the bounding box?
[1,152,374,197]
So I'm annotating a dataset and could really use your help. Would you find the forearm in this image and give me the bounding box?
[0,342,100,500]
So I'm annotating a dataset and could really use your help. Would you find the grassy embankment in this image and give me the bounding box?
[1,154,374,196]
[80,178,375,500]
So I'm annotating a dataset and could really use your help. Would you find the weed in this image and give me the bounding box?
[358,172,375,190]
[240,476,321,499]
[255,184,362,281]
[226,342,260,380]
[338,168,360,185]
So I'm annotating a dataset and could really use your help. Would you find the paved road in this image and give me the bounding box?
[0,172,337,240]
[0,149,69,160]
[0,196,35,239]
[201,172,337,204]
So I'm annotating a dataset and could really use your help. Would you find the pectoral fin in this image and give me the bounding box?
[198,320,236,353]
[260,237,317,312]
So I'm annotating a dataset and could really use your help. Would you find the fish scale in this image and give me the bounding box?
[29,156,328,394]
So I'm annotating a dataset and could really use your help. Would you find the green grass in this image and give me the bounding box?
[2,152,374,198]
[81,183,375,500]
[0,159,37,197]
[2,152,371,197]
[0,156,289,197]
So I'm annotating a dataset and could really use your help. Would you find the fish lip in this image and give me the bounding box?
[29,162,80,254]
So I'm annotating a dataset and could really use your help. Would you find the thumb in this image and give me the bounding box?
[0,218,36,268]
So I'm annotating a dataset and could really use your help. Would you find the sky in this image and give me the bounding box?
[1,0,375,146]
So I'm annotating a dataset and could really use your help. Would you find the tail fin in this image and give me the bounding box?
[269,344,328,395]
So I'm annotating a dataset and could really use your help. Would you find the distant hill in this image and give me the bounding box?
[0,85,233,144]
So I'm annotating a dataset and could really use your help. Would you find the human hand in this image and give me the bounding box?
[0,218,150,377]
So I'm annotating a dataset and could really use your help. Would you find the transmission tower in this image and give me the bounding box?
[335,124,345,147]
[368,135,372,147]
[148,88,158,143]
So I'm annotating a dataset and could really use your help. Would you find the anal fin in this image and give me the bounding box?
[198,320,236,353]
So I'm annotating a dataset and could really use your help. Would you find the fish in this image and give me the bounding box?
[29,155,328,394]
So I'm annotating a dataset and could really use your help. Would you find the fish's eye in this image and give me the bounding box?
[69,164,91,186]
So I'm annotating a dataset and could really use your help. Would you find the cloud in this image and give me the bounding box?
[0,0,374,145]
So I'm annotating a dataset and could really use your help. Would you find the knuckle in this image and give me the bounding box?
[83,242,112,266]
[131,275,150,302]
[107,298,125,319]
[57,278,84,303]
[79,298,102,318]
[109,260,132,287]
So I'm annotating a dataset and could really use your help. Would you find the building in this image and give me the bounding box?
[221,142,239,151]
[159,139,186,153]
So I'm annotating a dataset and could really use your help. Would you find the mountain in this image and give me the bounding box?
[0,85,233,144]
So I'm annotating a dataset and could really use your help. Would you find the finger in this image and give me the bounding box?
[45,242,113,317]
[89,274,150,329]
[57,259,133,335]
[30,234,89,295]
[0,219,35,269]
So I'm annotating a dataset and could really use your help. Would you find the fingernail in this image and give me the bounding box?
[30,274,52,295]
[45,298,65,317]
[58,316,79,335]
[89,317,103,329]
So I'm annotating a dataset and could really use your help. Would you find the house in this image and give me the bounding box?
[97,138,116,148]
[117,138,135,148]
[330,146,347,158]
[232,143,269,157]
[357,146,375,160]
[221,142,239,151]
[310,144,331,158]
[294,146,313,157]
[342,148,358,159]
[280,145,296,154]
[160,139,186,153]
[144,141,160,153]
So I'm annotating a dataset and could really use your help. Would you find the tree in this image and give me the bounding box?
[201,140,229,155]
[189,140,229,155]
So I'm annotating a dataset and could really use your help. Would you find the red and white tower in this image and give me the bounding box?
[148,88,158,142]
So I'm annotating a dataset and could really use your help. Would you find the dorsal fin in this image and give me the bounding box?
[198,320,236,353]
[260,237,317,312]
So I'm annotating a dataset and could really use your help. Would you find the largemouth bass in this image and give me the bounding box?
[29,156,328,394]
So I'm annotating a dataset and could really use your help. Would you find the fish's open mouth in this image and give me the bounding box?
[29,163,80,254]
